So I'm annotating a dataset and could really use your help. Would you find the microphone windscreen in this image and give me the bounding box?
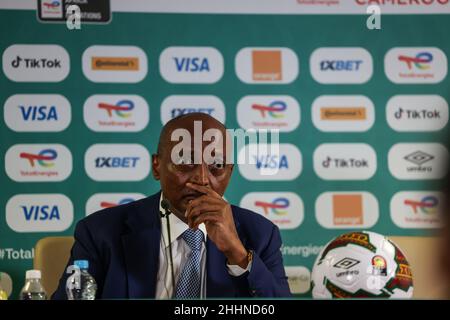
[161,199,170,210]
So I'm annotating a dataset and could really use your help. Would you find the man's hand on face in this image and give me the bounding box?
[184,182,248,268]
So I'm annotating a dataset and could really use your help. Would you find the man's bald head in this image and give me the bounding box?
[157,112,226,155]
[152,112,234,215]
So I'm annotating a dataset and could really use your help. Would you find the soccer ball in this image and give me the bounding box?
[311,231,414,298]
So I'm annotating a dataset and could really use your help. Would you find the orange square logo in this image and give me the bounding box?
[252,50,282,81]
[332,194,363,225]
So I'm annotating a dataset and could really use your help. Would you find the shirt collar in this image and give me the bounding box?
[159,193,207,248]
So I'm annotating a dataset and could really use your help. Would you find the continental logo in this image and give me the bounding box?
[91,57,139,71]
[320,107,366,120]
[319,232,376,262]
[312,95,374,132]
[82,46,147,83]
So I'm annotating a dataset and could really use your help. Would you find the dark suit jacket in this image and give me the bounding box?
[52,191,291,298]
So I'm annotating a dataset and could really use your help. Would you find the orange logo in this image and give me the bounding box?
[320,107,366,120]
[91,57,139,71]
[252,50,282,81]
[332,194,363,225]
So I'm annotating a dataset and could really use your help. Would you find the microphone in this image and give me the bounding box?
[160,199,170,217]
[160,198,176,296]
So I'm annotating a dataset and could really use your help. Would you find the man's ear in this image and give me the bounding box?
[151,154,160,180]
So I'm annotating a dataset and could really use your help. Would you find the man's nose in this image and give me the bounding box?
[191,162,209,186]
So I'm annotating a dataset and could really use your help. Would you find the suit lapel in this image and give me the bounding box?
[121,192,161,298]
[206,239,229,297]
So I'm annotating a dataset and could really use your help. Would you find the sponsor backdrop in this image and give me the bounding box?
[1,0,449,298]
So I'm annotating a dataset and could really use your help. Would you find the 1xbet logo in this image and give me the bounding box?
[95,157,139,168]
[320,60,363,71]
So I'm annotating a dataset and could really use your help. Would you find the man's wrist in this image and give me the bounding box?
[225,246,251,269]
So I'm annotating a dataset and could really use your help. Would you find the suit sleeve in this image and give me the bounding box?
[51,219,104,299]
[232,224,292,297]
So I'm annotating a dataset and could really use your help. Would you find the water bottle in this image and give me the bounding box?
[20,270,47,300]
[66,260,97,300]
[0,273,8,300]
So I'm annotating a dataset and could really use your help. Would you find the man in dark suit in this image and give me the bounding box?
[52,113,291,299]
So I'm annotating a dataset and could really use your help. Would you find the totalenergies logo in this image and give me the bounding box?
[98,100,134,118]
[404,196,438,215]
[252,101,287,119]
[254,197,289,215]
[398,52,433,70]
[100,198,135,208]
[43,1,60,9]
[19,149,57,167]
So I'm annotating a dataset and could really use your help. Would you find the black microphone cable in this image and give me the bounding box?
[160,199,176,296]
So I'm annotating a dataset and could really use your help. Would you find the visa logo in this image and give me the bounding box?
[174,57,210,72]
[21,205,60,221]
[19,105,58,121]
[95,157,140,168]
[254,155,289,169]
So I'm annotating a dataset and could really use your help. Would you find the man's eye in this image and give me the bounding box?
[210,162,225,170]
[174,158,192,165]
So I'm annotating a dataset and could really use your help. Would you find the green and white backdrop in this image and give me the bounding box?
[0,0,449,299]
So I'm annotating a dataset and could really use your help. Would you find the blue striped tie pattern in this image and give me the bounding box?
[174,228,204,299]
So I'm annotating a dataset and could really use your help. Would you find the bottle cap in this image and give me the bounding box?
[74,260,89,269]
[25,270,41,279]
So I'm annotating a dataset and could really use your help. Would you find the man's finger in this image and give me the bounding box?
[186,182,220,198]
[191,212,221,229]
[187,203,222,225]
[185,195,218,217]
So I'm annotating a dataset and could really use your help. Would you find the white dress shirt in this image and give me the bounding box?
[155,194,252,299]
